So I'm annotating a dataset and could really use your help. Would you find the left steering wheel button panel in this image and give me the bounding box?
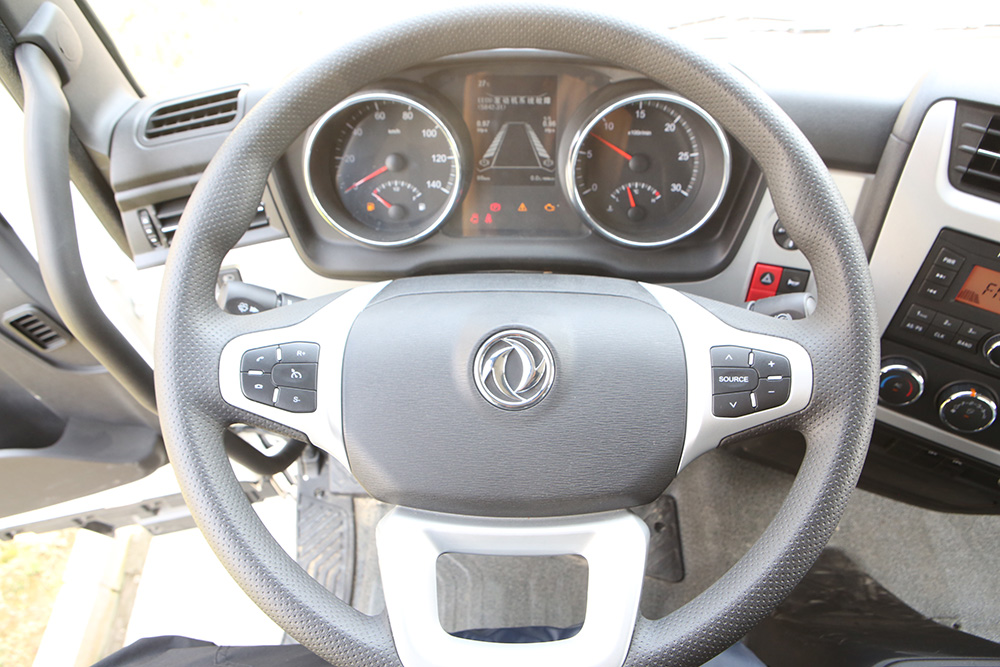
[241,373,276,405]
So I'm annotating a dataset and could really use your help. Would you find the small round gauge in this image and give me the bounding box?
[304,91,463,247]
[567,91,730,248]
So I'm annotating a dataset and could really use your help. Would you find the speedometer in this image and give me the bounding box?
[304,91,464,247]
[567,91,730,248]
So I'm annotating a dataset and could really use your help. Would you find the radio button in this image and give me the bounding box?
[954,337,979,353]
[901,319,928,335]
[931,313,963,332]
[906,304,936,323]
[935,248,965,271]
[919,281,946,300]
[928,328,954,344]
[959,322,990,341]
[926,267,957,286]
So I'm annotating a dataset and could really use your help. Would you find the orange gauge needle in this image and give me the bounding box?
[591,134,633,160]
[627,186,636,208]
[372,191,392,209]
[345,165,389,192]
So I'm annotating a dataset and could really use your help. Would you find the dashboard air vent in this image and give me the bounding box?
[3,306,68,351]
[149,197,268,246]
[950,102,1000,204]
[143,87,243,141]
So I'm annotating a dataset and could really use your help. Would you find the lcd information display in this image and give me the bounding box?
[956,265,1000,316]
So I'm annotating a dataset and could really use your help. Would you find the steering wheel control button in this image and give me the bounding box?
[275,387,317,413]
[712,368,758,394]
[273,363,318,390]
[710,346,751,367]
[938,384,997,434]
[474,330,555,410]
[241,373,276,405]
[776,268,810,294]
[935,248,965,271]
[713,392,754,418]
[751,351,791,377]
[772,220,797,250]
[279,342,320,363]
[755,378,791,410]
[878,362,925,407]
[241,345,279,372]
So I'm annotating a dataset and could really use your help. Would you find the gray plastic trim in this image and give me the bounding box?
[218,282,389,471]
[376,507,648,667]
[641,285,813,470]
[869,100,1000,460]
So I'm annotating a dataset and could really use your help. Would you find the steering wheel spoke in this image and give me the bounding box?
[642,284,814,471]
[218,282,389,469]
[377,507,648,667]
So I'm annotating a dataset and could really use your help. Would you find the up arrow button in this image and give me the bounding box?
[710,346,751,368]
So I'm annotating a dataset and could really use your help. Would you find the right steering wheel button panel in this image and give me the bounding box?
[240,342,320,412]
[711,346,791,417]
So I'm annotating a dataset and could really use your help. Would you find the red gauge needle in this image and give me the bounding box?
[627,186,636,208]
[345,165,389,192]
[591,134,633,160]
[371,191,392,209]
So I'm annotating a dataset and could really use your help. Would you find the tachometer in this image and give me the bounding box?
[567,91,730,248]
[304,91,464,247]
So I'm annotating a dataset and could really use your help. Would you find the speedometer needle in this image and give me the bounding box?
[345,165,389,192]
[591,134,633,160]
[627,186,636,208]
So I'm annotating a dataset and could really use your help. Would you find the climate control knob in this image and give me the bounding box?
[878,360,924,407]
[984,335,1000,369]
[938,383,997,434]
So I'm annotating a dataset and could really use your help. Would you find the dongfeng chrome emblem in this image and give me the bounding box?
[474,330,554,410]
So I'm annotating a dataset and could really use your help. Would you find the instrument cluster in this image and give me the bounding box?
[302,65,732,249]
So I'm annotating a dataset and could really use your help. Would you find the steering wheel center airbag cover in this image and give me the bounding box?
[342,274,687,517]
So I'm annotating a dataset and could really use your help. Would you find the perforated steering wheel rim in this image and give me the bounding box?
[155,6,879,667]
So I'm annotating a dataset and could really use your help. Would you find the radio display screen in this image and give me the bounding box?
[956,265,1000,315]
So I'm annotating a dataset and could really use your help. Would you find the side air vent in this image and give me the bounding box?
[950,102,1000,204]
[142,87,243,142]
[144,197,269,247]
[3,306,69,352]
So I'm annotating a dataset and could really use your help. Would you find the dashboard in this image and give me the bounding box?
[104,49,1000,514]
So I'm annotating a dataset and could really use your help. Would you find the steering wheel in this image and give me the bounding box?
[155,6,878,667]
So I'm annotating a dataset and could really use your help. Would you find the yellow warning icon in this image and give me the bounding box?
[543,203,556,212]
[366,202,376,212]
[518,202,527,212]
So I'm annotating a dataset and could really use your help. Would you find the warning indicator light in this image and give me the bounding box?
[543,203,556,212]
[470,213,479,224]
[489,202,502,213]
[518,202,527,212]
[366,202,376,212]
[485,213,494,224]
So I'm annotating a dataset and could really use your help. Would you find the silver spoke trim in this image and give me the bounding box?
[218,281,390,470]
[376,508,648,667]
[641,284,814,470]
